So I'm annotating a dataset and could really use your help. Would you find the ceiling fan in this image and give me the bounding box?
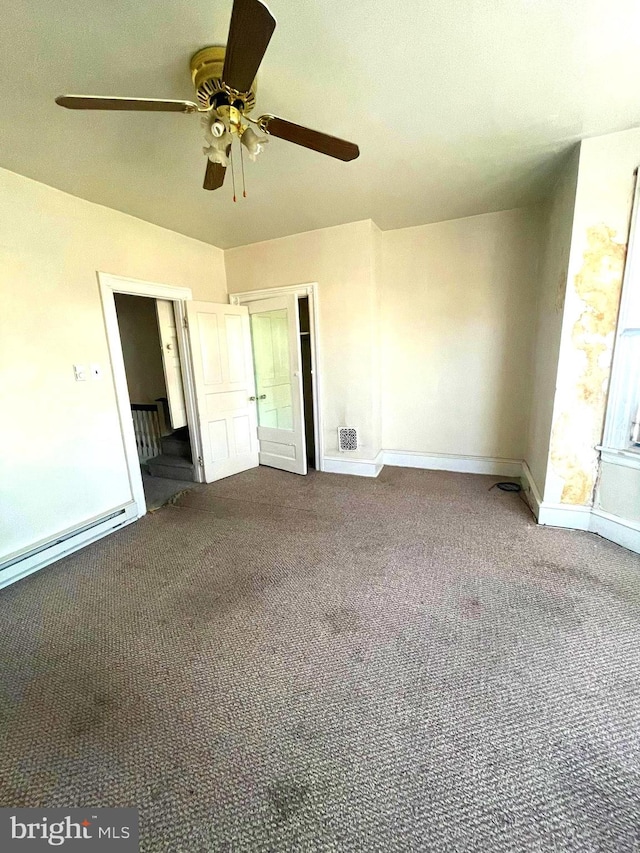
[55,0,360,196]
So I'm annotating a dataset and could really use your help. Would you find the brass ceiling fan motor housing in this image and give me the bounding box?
[190,46,257,113]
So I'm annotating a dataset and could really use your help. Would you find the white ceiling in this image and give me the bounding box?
[1,0,639,248]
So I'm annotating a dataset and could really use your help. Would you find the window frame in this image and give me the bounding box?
[601,169,640,465]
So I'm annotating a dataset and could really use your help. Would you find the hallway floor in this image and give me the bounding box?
[141,470,195,511]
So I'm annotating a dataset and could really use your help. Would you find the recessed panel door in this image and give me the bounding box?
[156,299,187,430]
[248,295,307,475]
[186,301,259,482]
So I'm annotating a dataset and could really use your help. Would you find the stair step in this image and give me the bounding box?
[160,427,191,459]
[147,454,194,481]
[161,437,191,459]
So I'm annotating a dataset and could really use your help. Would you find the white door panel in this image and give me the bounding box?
[248,295,307,475]
[156,299,187,430]
[186,301,259,482]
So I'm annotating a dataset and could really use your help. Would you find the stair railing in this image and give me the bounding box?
[131,404,162,463]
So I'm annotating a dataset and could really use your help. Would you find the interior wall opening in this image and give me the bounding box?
[298,296,316,470]
[113,293,197,509]
[242,288,319,475]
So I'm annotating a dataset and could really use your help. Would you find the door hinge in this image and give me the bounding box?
[183,315,189,329]
[198,456,204,467]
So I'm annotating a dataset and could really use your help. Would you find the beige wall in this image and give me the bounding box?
[224,220,382,461]
[524,147,580,495]
[380,208,541,460]
[0,167,226,561]
[225,209,543,465]
[371,222,384,456]
[546,128,640,507]
[114,294,166,405]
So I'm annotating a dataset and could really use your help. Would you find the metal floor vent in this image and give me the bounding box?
[338,427,358,452]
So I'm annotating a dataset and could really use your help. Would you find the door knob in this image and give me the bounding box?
[249,396,257,401]
[259,394,267,400]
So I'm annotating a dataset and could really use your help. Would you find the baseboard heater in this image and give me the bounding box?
[0,507,129,574]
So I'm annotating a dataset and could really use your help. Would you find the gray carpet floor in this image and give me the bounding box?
[141,470,196,512]
[1,466,640,852]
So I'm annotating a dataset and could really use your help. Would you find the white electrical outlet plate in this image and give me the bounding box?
[73,364,87,382]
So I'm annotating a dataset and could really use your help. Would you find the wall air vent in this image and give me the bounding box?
[338,427,358,452]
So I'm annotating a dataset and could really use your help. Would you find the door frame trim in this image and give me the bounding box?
[98,272,203,522]
[230,283,324,471]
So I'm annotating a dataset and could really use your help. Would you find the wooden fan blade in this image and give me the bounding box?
[222,0,276,93]
[259,116,359,161]
[203,160,227,190]
[55,95,199,113]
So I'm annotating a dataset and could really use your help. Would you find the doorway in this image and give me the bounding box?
[113,293,196,510]
[99,273,207,519]
[102,274,264,517]
[230,283,322,474]
[298,296,315,470]
[102,275,321,525]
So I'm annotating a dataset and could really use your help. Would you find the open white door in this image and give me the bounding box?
[186,301,259,482]
[248,294,307,475]
[156,299,187,430]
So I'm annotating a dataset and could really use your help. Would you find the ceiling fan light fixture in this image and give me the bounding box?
[202,109,232,165]
[240,125,268,161]
[55,0,360,196]
[204,136,231,166]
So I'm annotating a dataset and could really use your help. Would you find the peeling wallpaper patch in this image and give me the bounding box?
[551,224,626,505]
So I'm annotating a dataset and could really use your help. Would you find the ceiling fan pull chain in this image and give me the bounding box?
[230,141,237,202]
[240,137,247,198]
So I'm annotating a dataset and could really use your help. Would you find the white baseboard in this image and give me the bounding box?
[383,450,522,477]
[323,451,384,478]
[536,503,591,530]
[0,504,139,592]
[520,461,543,519]
[521,460,590,529]
[589,509,640,554]
[324,450,522,479]
[521,462,640,553]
